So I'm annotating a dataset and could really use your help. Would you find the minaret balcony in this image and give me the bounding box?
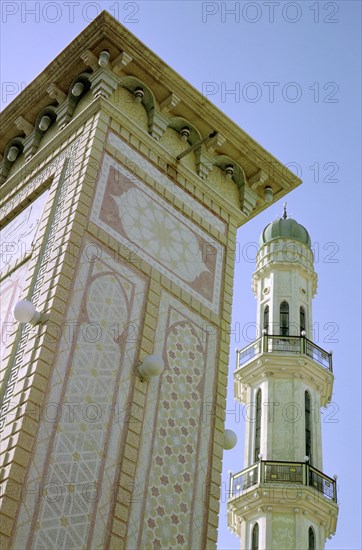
[237,335,333,372]
[229,460,337,503]
[227,461,338,540]
[234,335,334,405]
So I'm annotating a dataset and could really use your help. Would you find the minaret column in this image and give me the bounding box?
[228,208,338,549]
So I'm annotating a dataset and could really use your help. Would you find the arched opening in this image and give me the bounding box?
[300,306,306,334]
[305,391,312,463]
[254,389,261,463]
[308,526,315,549]
[280,301,289,336]
[252,522,259,550]
[263,305,269,333]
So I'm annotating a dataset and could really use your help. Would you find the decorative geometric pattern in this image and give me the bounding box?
[0,190,49,277]
[91,153,224,313]
[107,132,227,235]
[13,239,147,549]
[112,188,208,282]
[127,292,218,549]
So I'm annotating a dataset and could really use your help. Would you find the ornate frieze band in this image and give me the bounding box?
[107,132,227,235]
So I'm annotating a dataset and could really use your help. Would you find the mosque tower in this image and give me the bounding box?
[0,13,303,549]
[227,206,339,549]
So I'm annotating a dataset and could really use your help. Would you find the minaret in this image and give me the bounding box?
[227,206,339,549]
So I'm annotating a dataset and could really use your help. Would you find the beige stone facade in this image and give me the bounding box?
[0,12,300,549]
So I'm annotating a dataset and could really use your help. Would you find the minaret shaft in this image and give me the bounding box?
[243,379,323,470]
[228,216,338,550]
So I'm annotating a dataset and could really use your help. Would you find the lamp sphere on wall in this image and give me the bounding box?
[13,300,41,325]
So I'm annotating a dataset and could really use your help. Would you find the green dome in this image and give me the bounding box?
[259,208,311,248]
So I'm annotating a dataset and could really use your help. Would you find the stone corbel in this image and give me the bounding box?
[195,147,214,180]
[249,169,269,191]
[89,68,119,99]
[240,169,268,214]
[14,116,33,136]
[56,102,72,131]
[0,160,8,184]
[160,93,180,114]
[80,49,99,71]
[112,51,133,74]
[0,161,8,185]
[23,131,40,161]
[205,131,226,154]
[239,185,258,216]
[148,109,169,140]
[46,84,67,105]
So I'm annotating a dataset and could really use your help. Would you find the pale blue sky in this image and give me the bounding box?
[1,2,361,548]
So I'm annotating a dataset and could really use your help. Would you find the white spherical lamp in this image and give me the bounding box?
[224,429,237,450]
[138,354,164,380]
[13,300,41,325]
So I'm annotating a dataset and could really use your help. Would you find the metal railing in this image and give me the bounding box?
[237,337,262,368]
[229,463,259,494]
[305,340,332,370]
[236,335,333,372]
[264,461,303,484]
[309,465,336,501]
[229,460,337,502]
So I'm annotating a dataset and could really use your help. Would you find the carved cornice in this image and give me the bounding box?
[234,352,334,406]
[0,11,301,220]
[228,484,338,540]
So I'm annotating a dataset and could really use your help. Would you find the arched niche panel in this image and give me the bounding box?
[168,116,202,146]
[0,137,25,185]
[56,72,92,129]
[118,76,167,139]
[214,154,257,215]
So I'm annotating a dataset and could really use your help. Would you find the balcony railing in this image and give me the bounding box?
[236,335,332,372]
[229,460,337,502]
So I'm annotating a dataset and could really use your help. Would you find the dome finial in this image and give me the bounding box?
[283,202,287,219]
